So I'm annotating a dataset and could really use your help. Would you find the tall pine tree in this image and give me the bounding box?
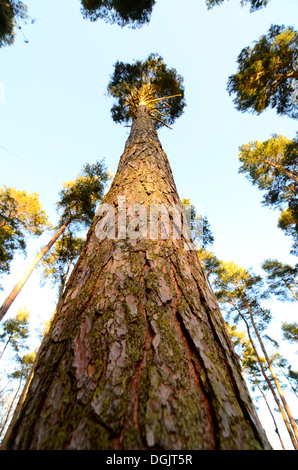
[4,55,271,450]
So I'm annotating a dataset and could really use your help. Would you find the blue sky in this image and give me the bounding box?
[0,0,298,450]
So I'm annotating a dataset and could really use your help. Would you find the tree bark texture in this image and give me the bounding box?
[5,106,271,450]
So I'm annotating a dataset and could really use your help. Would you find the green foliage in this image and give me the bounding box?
[238,134,298,255]
[0,1,30,47]
[212,260,271,333]
[181,198,214,249]
[41,231,85,298]
[0,308,30,357]
[206,0,270,11]
[8,350,35,381]
[197,249,222,280]
[56,161,109,228]
[287,366,298,394]
[226,323,261,376]
[227,25,298,119]
[0,186,50,279]
[261,259,298,302]
[80,0,155,28]
[282,322,298,344]
[107,53,186,129]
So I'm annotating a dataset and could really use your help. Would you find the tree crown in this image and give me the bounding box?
[56,161,109,227]
[80,0,155,28]
[0,308,30,354]
[107,53,186,129]
[0,186,50,279]
[238,133,298,255]
[261,258,298,302]
[227,25,298,119]
[0,1,30,47]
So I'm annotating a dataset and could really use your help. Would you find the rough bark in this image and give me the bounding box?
[5,106,271,450]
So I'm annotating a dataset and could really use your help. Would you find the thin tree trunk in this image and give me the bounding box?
[4,106,271,450]
[233,305,298,450]
[279,367,298,400]
[244,298,298,446]
[255,381,285,451]
[0,377,23,438]
[0,220,72,322]
[0,335,13,360]
[58,254,76,302]
[0,319,52,449]
[281,278,298,302]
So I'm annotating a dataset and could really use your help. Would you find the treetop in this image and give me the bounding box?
[107,53,186,129]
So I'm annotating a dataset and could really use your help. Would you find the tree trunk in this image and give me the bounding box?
[4,106,271,450]
[0,334,13,360]
[0,377,24,439]
[235,305,298,450]
[256,382,285,451]
[248,309,298,446]
[0,220,72,322]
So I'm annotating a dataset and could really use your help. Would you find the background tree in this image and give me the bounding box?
[0,308,29,361]
[0,0,32,47]
[212,260,298,449]
[0,161,109,321]
[282,322,298,344]
[0,307,33,442]
[227,25,298,119]
[0,351,35,440]
[0,186,50,282]
[181,198,214,250]
[80,0,156,28]
[206,0,270,12]
[41,231,85,302]
[3,56,271,450]
[261,259,298,302]
[238,134,298,255]
[227,323,286,450]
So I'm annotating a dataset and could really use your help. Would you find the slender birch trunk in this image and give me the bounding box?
[0,220,72,322]
[4,106,271,450]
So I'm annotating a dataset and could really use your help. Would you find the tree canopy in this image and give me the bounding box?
[227,25,298,119]
[282,323,298,344]
[107,53,186,129]
[0,308,30,358]
[206,0,270,11]
[41,232,85,299]
[0,186,50,279]
[80,0,155,27]
[0,1,30,47]
[261,259,298,302]
[56,161,109,228]
[238,134,298,255]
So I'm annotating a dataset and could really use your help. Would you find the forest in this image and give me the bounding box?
[0,0,297,452]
